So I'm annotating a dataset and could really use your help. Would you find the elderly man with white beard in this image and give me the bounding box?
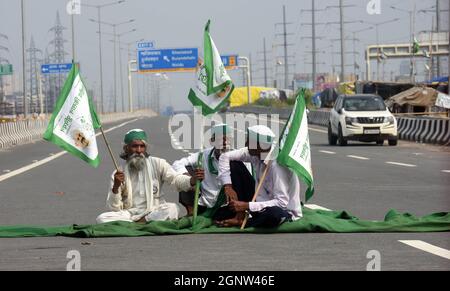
[96,129,198,224]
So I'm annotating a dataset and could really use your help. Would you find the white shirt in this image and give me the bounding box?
[107,156,193,215]
[127,170,150,215]
[172,148,221,208]
[218,147,303,220]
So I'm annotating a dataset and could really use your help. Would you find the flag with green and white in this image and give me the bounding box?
[277,89,314,201]
[188,20,234,116]
[43,63,101,167]
[413,37,420,54]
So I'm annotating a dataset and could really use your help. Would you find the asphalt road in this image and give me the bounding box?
[0,114,449,271]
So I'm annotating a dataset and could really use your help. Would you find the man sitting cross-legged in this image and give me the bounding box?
[216,125,302,228]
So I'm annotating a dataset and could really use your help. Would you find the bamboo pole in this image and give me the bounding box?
[192,108,204,227]
[99,126,119,172]
[240,160,272,229]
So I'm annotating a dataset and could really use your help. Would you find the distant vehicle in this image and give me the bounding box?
[328,94,398,146]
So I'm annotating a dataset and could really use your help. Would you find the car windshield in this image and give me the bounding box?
[343,96,386,111]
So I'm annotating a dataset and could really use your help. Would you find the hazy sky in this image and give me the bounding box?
[0,0,448,111]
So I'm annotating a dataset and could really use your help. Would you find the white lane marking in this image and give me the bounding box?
[347,155,370,160]
[386,161,417,168]
[304,204,331,211]
[309,127,327,133]
[319,150,336,155]
[0,152,66,182]
[0,119,138,183]
[441,170,450,173]
[236,113,327,133]
[399,240,450,260]
[3,170,11,173]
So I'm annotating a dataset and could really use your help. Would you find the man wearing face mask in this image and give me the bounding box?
[172,124,255,219]
[216,125,302,228]
[96,129,198,224]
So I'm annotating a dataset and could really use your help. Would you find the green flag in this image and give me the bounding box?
[43,64,101,167]
[188,20,234,116]
[413,37,420,54]
[277,89,314,201]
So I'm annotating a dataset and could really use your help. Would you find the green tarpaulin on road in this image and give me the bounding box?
[0,208,449,238]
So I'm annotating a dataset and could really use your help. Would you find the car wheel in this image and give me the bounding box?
[328,123,337,145]
[388,138,398,146]
[376,139,384,145]
[338,125,347,146]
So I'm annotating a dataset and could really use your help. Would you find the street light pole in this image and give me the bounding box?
[366,18,399,81]
[312,0,316,91]
[436,0,441,76]
[84,1,125,113]
[263,38,268,87]
[391,6,414,83]
[118,33,124,112]
[112,25,117,112]
[21,0,27,118]
[71,13,75,62]
[283,5,289,89]
[90,18,134,113]
[128,60,137,112]
[97,7,104,113]
[238,56,251,105]
[412,3,417,84]
[339,0,345,83]
[115,29,136,112]
[409,10,413,83]
[376,24,380,81]
[106,30,136,113]
[350,27,373,80]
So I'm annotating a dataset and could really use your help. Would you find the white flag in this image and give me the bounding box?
[44,64,101,167]
[188,20,234,116]
[277,89,314,201]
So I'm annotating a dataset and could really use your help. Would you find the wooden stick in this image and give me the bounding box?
[240,160,272,229]
[99,126,119,172]
[192,180,201,226]
[192,108,204,227]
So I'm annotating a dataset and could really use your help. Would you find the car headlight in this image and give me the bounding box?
[384,116,395,124]
[345,117,357,125]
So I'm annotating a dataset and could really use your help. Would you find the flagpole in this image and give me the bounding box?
[240,160,272,229]
[192,107,204,227]
[99,126,120,172]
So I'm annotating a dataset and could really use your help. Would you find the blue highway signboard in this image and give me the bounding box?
[137,48,198,72]
[41,63,73,74]
[137,41,155,50]
[221,55,239,70]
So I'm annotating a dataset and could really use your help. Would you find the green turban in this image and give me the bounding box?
[124,129,148,144]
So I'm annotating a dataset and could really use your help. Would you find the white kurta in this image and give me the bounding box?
[172,147,221,208]
[218,147,303,220]
[96,156,193,223]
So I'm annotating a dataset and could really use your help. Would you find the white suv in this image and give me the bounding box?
[328,94,398,146]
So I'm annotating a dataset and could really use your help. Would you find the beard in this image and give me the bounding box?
[127,153,146,172]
